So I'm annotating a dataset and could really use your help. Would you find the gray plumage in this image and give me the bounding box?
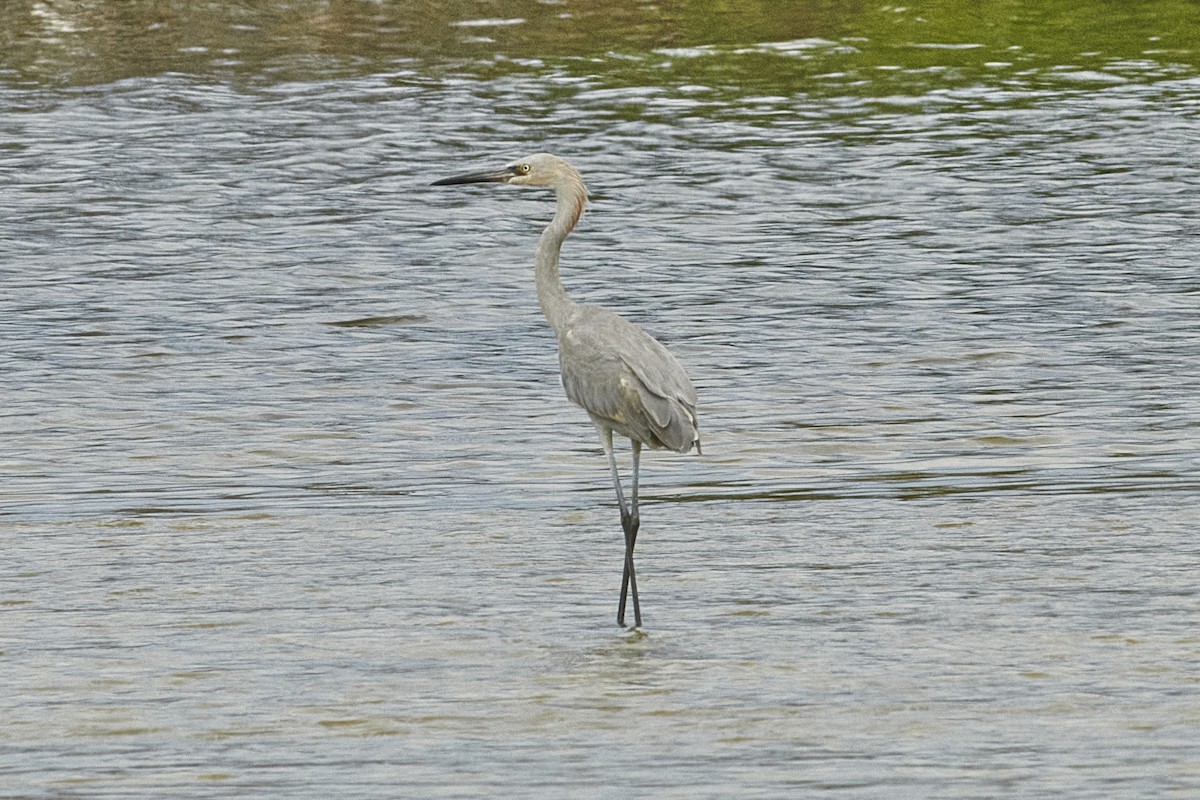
[559,305,699,454]
[432,153,700,627]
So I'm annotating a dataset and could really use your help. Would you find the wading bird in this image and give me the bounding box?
[432,153,700,628]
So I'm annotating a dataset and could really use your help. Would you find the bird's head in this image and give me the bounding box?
[431,152,581,190]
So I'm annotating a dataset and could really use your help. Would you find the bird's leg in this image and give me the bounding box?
[624,440,642,627]
[615,441,642,628]
[617,491,640,628]
[598,426,640,628]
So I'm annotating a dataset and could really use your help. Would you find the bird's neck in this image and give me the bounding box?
[535,173,588,336]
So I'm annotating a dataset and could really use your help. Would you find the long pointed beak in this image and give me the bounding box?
[431,167,514,186]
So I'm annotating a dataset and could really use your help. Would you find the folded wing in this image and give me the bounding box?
[557,304,700,453]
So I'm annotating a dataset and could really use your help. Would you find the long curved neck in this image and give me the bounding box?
[535,171,587,336]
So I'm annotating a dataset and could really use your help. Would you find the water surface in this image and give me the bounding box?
[2,1,1199,797]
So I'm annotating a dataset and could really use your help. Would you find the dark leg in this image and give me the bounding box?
[619,442,642,627]
[598,426,642,628]
[618,504,641,628]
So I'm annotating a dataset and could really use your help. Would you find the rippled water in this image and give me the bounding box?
[3,4,1200,798]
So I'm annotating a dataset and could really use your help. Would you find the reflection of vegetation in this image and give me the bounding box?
[0,0,1197,88]
[854,0,1200,66]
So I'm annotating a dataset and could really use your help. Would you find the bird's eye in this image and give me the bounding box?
[519,164,531,174]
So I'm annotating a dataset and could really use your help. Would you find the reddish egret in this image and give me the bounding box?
[432,153,700,627]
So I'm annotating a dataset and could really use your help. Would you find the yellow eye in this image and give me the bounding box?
[519,164,531,174]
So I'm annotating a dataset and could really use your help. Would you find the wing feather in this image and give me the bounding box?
[556,304,699,452]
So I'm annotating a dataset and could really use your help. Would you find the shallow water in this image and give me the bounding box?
[3,2,1199,797]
